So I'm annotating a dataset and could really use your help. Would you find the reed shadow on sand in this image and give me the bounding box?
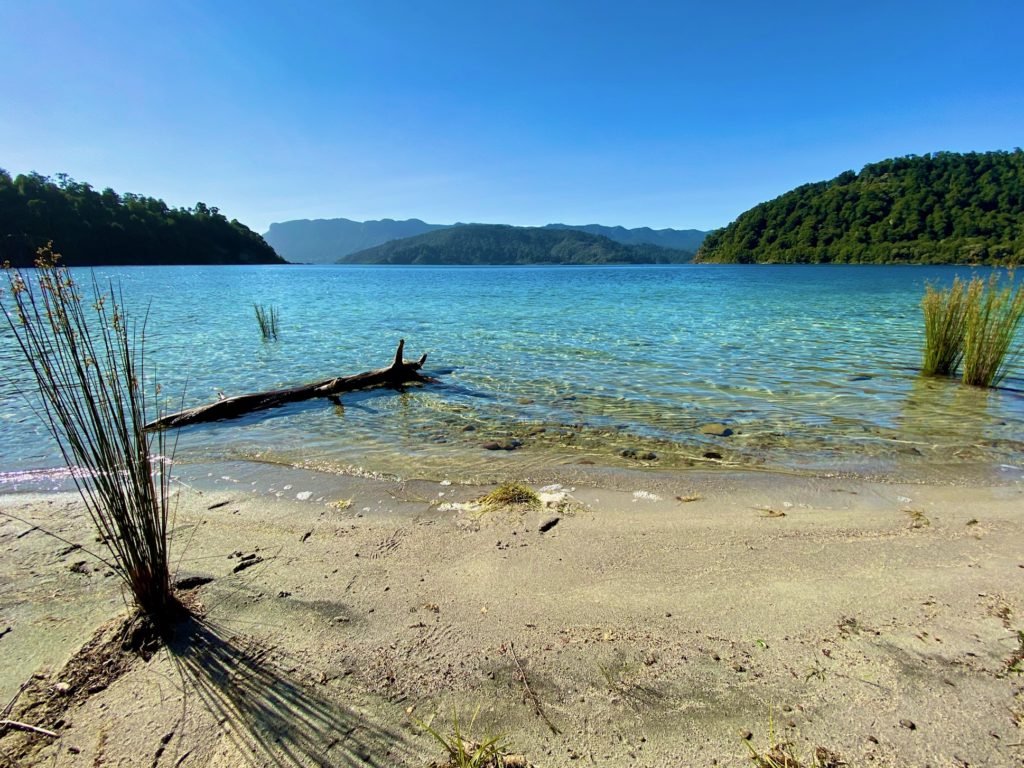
[168,615,411,767]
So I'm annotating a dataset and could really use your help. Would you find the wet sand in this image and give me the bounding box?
[1,466,1023,767]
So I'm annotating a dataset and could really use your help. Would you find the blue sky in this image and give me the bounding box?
[1,1,1021,233]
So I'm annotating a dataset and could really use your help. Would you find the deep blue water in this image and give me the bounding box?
[2,264,1022,484]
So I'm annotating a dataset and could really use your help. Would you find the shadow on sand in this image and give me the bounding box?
[168,615,414,767]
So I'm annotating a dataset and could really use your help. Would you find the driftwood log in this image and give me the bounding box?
[145,339,433,431]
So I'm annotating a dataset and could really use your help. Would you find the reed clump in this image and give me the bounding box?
[921,276,970,376]
[921,273,1024,387]
[1,244,180,628]
[254,303,280,340]
[961,273,1024,387]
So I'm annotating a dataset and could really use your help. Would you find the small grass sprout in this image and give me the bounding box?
[479,482,540,511]
[748,743,846,768]
[961,272,1024,387]
[745,710,846,768]
[1006,629,1024,676]
[596,654,663,711]
[254,303,280,340]
[905,508,931,529]
[413,707,524,768]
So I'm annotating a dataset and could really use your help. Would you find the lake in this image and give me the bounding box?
[1,264,1022,488]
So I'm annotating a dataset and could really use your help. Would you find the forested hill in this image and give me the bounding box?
[265,217,706,263]
[0,170,284,267]
[695,151,1024,265]
[544,223,706,252]
[338,224,694,264]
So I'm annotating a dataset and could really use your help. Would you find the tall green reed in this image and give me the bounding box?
[921,276,971,376]
[962,273,1024,387]
[1,245,180,627]
[254,303,280,340]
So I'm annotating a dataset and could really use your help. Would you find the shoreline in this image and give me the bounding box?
[2,464,1022,766]
[4,431,1024,501]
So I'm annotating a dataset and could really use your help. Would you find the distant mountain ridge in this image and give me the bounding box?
[264,217,445,264]
[337,224,694,265]
[543,223,706,252]
[264,217,707,263]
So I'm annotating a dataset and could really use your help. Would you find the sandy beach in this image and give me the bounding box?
[1,464,1022,767]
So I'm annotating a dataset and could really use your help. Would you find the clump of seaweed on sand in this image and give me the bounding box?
[479,482,541,511]
[438,481,584,530]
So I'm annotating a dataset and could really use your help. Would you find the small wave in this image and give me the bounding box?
[0,466,84,485]
[632,490,662,502]
[1,454,174,489]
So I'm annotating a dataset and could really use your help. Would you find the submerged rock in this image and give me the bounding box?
[622,448,659,461]
[699,423,734,437]
[482,439,523,451]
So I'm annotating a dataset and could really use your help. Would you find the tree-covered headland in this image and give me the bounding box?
[0,170,284,266]
[338,224,694,265]
[696,151,1024,265]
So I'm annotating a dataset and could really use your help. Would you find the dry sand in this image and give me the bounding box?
[1,466,1022,767]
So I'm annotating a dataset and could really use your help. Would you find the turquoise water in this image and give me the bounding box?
[2,264,1022,485]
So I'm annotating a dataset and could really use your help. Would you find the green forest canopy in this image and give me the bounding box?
[0,170,284,267]
[695,150,1024,265]
[338,223,694,265]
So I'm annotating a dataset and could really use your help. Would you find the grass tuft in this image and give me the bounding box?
[254,303,280,340]
[921,276,971,376]
[961,272,1024,387]
[748,743,846,768]
[745,712,846,767]
[1006,629,1024,676]
[676,493,703,503]
[905,509,930,529]
[479,482,540,511]
[1,244,180,628]
[413,708,525,768]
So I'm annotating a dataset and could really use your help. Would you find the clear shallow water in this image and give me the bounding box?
[1,264,1022,486]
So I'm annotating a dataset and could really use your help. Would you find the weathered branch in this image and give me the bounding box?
[146,339,434,430]
[509,642,560,735]
[0,719,58,738]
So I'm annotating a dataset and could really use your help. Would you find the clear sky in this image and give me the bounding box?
[1,1,1021,234]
